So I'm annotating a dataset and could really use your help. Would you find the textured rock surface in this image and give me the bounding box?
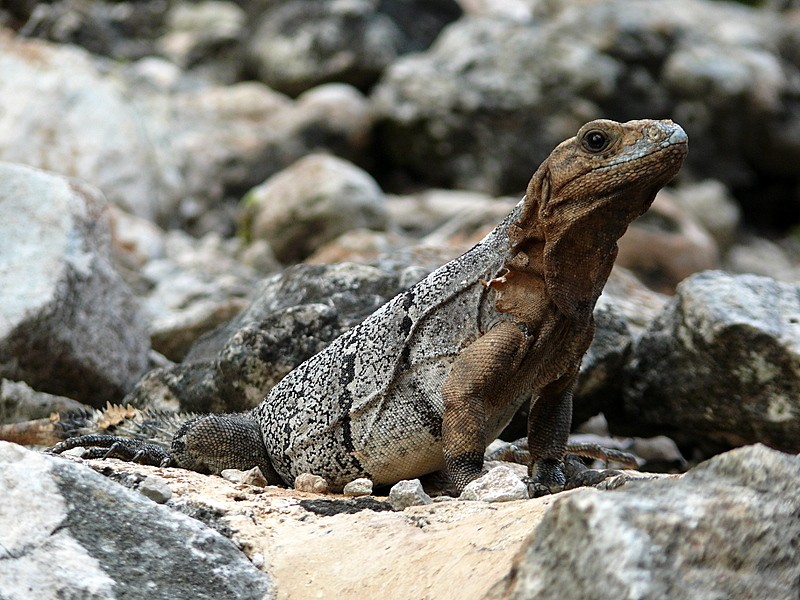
[618,271,800,452]
[244,154,389,263]
[125,263,411,413]
[0,31,175,220]
[374,0,800,206]
[0,379,87,425]
[0,442,273,600]
[388,478,433,509]
[0,163,150,406]
[494,445,800,600]
[460,465,528,502]
[246,0,461,96]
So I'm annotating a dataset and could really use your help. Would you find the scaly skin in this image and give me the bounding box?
[49,119,687,494]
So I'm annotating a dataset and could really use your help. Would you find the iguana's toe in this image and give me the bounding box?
[525,458,567,497]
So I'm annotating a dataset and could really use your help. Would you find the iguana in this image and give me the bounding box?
[50,119,688,495]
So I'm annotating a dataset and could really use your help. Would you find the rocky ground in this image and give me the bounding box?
[2,0,800,598]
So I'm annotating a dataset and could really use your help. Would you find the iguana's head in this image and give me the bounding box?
[510,119,688,320]
[537,119,688,216]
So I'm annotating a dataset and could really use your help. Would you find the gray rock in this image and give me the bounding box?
[221,466,270,487]
[460,466,528,502]
[0,441,273,600]
[247,0,402,96]
[294,473,330,494]
[374,0,800,200]
[388,479,433,510]
[11,0,168,60]
[140,230,259,362]
[244,154,389,264]
[0,379,88,425]
[0,33,177,221]
[126,263,410,413]
[0,163,150,406]
[246,0,461,96]
[725,236,800,284]
[158,1,246,83]
[671,180,741,250]
[343,477,374,497]
[495,444,800,600]
[139,474,173,503]
[132,78,376,234]
[242,154,387,262]
[618,271,800,452]
[616,190,720,293]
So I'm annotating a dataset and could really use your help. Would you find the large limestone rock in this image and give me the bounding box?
[617,271,800,452]
[0,163,150,406]
[494,445,800,600]
[243,154,389,264]
[0,442,273,600]
[0,30,176,221]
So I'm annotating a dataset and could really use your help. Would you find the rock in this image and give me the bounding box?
[139,474,173,503]
[0,163,150,406]
[671,179,741,250]
[457,0,535,21]
[386,190,510,237]
[374,0,800,210]
[158,1,246,82]
[616,189,720,293]
[617,271,800,453]
[246,0,461,96]
[294,473,330,494]
[126,263,410,413]
[140,230,258,362]
[0,31,178,221]
[0,442,273,599]
[597,267,669,338]
[0,379,88,425]
[494,444,800,600]
[460,466,529,502]
[247,0,401,96]
[11,0,168,60]
[221,466,270,487]
[127,76,376,234]
[388,479,433,510]
[725,236,800,284]
[243,154,389,263]
[343,477,374,497]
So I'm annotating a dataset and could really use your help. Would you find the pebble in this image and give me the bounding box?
[343,478,373,497]
[388,479,433,510]
[294,473,330,494]
[221,466,269,487]
[138,475,173,503]
[459,466,529,502]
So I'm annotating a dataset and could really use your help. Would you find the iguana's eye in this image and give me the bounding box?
[581,129,610,153]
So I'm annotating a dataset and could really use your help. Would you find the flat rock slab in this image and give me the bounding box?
[20,451,558,600]
[0,442,273,600]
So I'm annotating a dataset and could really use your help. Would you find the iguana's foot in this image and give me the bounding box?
[562,454,626,490]
[48,435,173,467]
[525,458,567,497]
[525,454,636,497]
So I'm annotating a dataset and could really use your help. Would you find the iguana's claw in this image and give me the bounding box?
[48,435,171,467]
[525,458,567,497]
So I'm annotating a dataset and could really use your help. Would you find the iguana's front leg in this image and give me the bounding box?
[442,320,529,492]
[526,371,576,496]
